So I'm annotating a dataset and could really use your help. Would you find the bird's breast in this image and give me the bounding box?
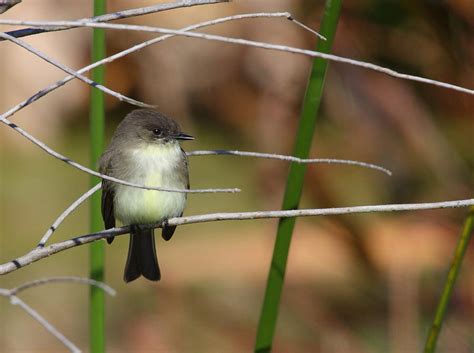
[114,143,187,225]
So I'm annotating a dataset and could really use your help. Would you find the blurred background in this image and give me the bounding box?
[1,0,473,352]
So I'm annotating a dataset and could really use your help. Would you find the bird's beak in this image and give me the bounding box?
[174,132,194,141]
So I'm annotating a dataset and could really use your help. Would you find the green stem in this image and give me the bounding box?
[89,0,106,352]
[423,206,474,353]
[254,2,343,352]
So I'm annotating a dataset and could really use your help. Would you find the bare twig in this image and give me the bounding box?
[9,296,81,353]
[1,197,474,275]
[187,150,392,175]
[9,276,116,296]
[288,15,326,40]
[0,0,20,14]
[37,183,102,248]
[0,276,115,353]
[0,32,152,108]
[0,0,229,40]
[1,19,473,96]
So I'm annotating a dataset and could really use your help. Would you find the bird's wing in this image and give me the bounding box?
[99,150,116,244]
[101,180,115,230]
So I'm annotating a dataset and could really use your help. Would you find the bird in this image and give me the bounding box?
[99,109,193,282]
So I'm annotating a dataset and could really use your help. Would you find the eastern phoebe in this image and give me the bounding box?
[99,109,193,282]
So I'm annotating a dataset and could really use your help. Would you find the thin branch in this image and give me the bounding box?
[0,32,153,108]
[9,276,116,296]
[1,197,473,275]
[187,150,392,176]
[0,276,115,353]
[288,15,326,40]
[37,183,102,248]
[0,0,20,14]
[9,296,81,353]
[0,0,229,40]
[1,19,473,96]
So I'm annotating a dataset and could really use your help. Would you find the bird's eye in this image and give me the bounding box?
[152,128,162,136]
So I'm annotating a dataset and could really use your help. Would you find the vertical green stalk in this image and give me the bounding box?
[423,206,474,353]
[254,1,342,352]
[89,0,106,352]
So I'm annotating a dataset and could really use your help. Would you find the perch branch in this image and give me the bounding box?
[1,197,473,275]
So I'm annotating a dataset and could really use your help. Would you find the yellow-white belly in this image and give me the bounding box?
[114,143,187,225]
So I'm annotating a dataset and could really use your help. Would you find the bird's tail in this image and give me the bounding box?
[124,226,161,283]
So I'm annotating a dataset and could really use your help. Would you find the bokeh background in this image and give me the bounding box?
[1,0,473,352]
